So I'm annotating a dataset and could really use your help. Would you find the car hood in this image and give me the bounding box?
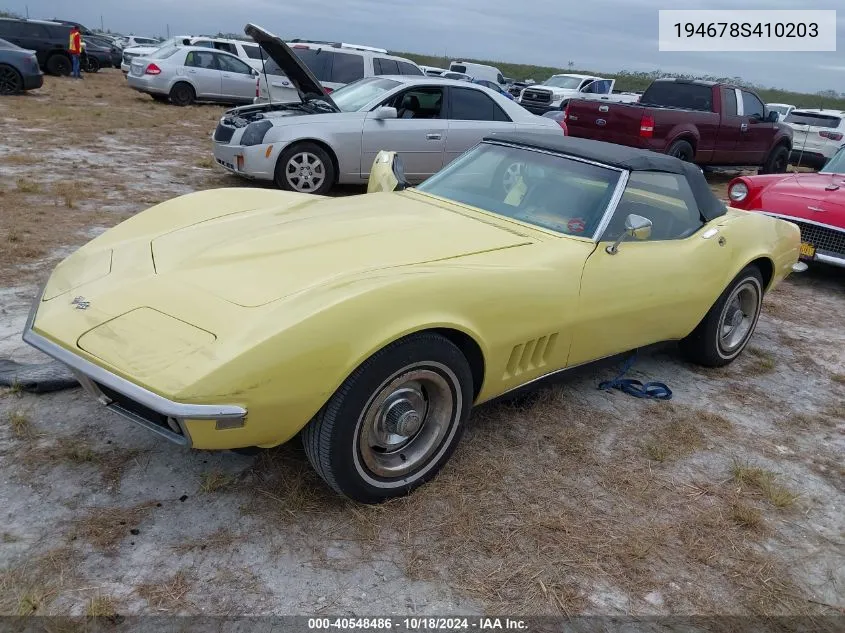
[755,172,845,225]
[244,22,340,112]
[150,191,533,307]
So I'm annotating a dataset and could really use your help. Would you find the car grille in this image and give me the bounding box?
[94,382,184,437]
[214,123,235,143]
[791,220,845,256]
[521,89,552,104]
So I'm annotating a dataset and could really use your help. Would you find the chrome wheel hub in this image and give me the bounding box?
[357,367,455,479]
[718,281,760,354]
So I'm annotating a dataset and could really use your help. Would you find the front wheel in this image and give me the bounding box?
[759,144,789,174]
[301,333,474,503]
[274,142,335,195]
[679,266,764,367]
[83,56,100,73]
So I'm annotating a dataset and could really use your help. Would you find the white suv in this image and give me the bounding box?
[255,41,424,104]
[784,108,845,169]
[121,36,265,73]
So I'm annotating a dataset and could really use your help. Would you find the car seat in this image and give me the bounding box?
[399,94,420,119]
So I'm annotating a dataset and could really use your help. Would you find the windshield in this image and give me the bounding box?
[820,147,845,174]
[543,75,584,89]
[330,77,401,112]
[416,143,622,236]
[768,105,790,115]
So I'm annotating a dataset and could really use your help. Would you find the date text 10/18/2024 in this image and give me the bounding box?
[657,9,836,52]
[308,618,528,631]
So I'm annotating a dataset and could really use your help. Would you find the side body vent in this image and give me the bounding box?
[503,333,559,379]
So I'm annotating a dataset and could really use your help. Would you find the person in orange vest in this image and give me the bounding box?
[68,26,83,79]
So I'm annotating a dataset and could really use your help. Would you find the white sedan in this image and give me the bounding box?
[211,23,563,195]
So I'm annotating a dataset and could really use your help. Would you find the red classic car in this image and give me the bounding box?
[727,146,845,268]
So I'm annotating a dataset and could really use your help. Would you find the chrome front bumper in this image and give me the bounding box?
[21,287,247,447]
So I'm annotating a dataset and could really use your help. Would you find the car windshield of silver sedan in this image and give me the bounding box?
[820,147,845,174]
[331,77,402,112]
[415,143,622,236]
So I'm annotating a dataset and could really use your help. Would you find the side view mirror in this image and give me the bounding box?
[606,214,652,254]
[765,110,780,123]
[367,150,409,193]
[371,106,398,121]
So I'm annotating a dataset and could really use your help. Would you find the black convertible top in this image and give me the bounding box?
[483,132,727,221]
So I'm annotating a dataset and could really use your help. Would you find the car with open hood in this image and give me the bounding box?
[212,24,562,195]
[727,145,845,268]
[24,133,803,503]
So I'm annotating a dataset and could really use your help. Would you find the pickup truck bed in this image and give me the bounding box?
[563,79,793,172]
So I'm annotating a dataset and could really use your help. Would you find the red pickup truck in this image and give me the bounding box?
[563,78,793,174]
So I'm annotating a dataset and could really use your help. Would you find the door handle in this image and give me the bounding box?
[188,69,197,74]
[426,133,442,140]
[740,123,748,132]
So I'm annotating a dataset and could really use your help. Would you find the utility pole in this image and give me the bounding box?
[166,24,170,38]
[25,5,29,18]
[100,14,104,31]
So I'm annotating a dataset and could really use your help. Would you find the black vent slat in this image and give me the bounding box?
[94,382,182,436]
[214,123,235,143]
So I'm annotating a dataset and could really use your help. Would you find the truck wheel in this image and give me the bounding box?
[667,139,694,162]
[759,145,789,174]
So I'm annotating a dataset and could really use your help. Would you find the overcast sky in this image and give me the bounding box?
[7,0,844,93]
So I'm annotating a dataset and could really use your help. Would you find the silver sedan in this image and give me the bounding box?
[127,44,259,106]
[211,24,563,195]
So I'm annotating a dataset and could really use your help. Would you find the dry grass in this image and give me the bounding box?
[54,181,82,209]
[732,461,799,508]
[199,470,237,493]
[6,410,34,440]
[170,528,238,555]
[135,570,193,612]
[71,503,156,551]
[15,178,41,194]
[832,373,845,385]
[0,547,79,616]
[729,501,764,530]
[86,593,118,618]
[744,346,777,376]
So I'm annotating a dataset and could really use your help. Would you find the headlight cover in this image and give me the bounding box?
[241,119,273,147]
[729,182,748,202]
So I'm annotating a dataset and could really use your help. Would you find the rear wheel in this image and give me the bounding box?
[301,333,474,503]
[169,82,195,106]
[274,142,335,195]
[84,56,100,73]
[0,64,23,95]
[759,144,789,174]
[667,139,695,162]
[679,266,764,367]
[46,54,71,76]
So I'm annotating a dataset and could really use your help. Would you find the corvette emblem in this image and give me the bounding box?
[71,296,90,310]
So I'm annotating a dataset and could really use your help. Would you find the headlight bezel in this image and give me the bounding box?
[729,181,749,202]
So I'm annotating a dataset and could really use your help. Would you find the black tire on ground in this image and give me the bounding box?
[151,94,169,102]
[46,54,71,76]
[0,64,23,95]
[679,265,764,367]
[667,139,695,162]
[84,56,100,73]
[758,144,789,174]
[301,332,474,504]
[273,141,336,195]
[169,82,195,106]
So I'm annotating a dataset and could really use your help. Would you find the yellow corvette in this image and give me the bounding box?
[24,134,803,503]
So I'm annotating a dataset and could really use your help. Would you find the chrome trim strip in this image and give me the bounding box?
[22,286,247,422]
[592,169,630,243]
[815,252,845,268]
[755,210,845,234]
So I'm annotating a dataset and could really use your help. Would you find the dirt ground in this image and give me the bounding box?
[1,71,844,620]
